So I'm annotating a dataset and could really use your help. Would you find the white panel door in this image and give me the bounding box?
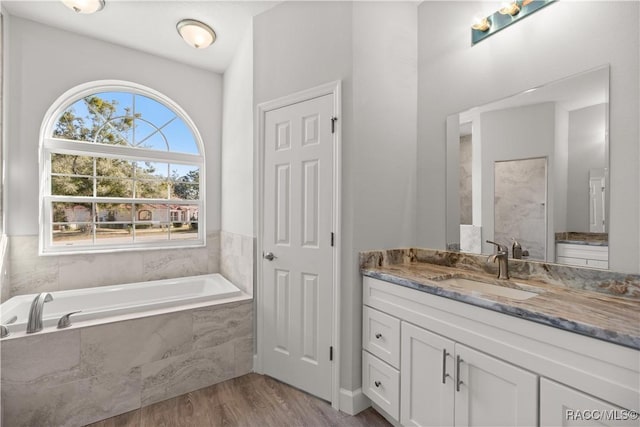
[455,344,538,427]
[589,175,606,233]
[401,322,455,427]
[540,378,638,427]
[262,94,334,401]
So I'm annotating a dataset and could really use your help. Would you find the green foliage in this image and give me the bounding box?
[51,96,198,202]
[172,170,200,200]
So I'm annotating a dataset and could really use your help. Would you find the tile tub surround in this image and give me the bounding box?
[220,230,254,295]
[360,248,640,349]
[6,231,221,300]
[1,298,253,427]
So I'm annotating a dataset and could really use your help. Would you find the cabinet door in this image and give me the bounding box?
[401,322,455,427]
[540,378,639,427]
[454,344,538,427]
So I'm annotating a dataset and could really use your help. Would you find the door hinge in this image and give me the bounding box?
[331,232,335,247]
[330,346,334,361]
[331,116,338,134]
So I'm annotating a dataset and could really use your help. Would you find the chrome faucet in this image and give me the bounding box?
[26,292,53,334]
[486,240,509,280]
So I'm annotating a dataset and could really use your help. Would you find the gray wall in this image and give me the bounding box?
[4,16,223,297]
[222,25,254,238]
[417,1,640,273]
[254,1,418,392]
[479,103,555,258]
[567,104,607,232]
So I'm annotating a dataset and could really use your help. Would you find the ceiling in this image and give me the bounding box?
[3,0,280,74]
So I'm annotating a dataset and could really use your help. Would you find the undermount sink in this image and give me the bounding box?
[435,277,541,301]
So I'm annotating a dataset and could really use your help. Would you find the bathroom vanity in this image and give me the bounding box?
[360,248,639,427]
[555,233,610,269]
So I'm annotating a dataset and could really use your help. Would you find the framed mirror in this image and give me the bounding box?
[446,65,609,268]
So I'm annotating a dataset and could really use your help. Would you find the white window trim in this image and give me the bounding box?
[39,80,206,255]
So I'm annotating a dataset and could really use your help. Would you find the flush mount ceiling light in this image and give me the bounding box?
[61,0,105,14]
[177,19,216,49]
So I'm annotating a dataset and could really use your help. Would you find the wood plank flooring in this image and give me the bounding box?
[86,373,390,427]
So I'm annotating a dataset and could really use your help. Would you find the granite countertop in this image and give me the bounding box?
[362,262,640,350]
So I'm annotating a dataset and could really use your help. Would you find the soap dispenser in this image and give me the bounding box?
[512,238,523,259]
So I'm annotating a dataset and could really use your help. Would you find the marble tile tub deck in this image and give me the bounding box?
[1,297,253,427]
[360,248,640,350]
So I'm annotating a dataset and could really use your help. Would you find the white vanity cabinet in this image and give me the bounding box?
[362,305,401,419]
[362,276,639,427]
[556,242,609,269]
[401,321,455,426]
[400,317,537,427]
[540,379,638,427]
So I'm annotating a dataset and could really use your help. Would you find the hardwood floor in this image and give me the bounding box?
[86,373,390,427]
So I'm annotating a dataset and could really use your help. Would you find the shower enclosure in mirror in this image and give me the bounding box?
[446,65,609,268]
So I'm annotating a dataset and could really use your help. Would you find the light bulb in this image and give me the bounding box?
[61,0,105,14]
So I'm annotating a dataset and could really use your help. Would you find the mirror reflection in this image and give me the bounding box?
[447,65,609,269]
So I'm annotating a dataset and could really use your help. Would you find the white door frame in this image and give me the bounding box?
[254,81,342,409]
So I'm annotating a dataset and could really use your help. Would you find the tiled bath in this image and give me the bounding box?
[1,298,253,426]
[5,231,222,301]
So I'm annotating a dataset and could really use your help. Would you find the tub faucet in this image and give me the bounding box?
[26,292,53,334]
[1,315,17,338]
[486,240,509,280]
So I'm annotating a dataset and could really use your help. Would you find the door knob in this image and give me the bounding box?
[263,252,277,261]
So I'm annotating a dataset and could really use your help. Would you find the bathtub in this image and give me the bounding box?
[0,273,244,335]
[1,273,253,426]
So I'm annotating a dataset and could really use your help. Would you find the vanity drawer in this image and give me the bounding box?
[556,243,608,260]
[363,351,400,421]
[556,243,609,269]
[363,306,400,368]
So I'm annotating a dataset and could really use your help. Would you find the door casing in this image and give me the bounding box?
[255,81,342,409]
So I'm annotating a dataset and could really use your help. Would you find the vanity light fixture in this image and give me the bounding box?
[61,0,105,14]
[472,0,556,45]
[471,16,491,32]
[498,2,521,16]
[177,19,216,49]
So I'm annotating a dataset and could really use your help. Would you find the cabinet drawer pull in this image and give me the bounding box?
[456,355,464,392]
[375,333,382,339]
[374,380,382,388]
[442,349,450,384]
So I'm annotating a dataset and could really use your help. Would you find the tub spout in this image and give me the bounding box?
[1,315,17,338]
[26,293,53,334]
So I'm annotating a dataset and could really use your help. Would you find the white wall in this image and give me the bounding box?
[253,1,417,393]
[417,1,640,273]
[6,16,222,237]
[222,25,254,237]
[567,104,607,232]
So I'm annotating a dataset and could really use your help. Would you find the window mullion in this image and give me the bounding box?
[44,138,203,166]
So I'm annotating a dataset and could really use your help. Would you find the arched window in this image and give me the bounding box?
[39,81,205,254]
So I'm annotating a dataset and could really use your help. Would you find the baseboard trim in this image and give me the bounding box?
[339,387,370,415]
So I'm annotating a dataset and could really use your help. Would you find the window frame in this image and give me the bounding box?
[39,80,206,255]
